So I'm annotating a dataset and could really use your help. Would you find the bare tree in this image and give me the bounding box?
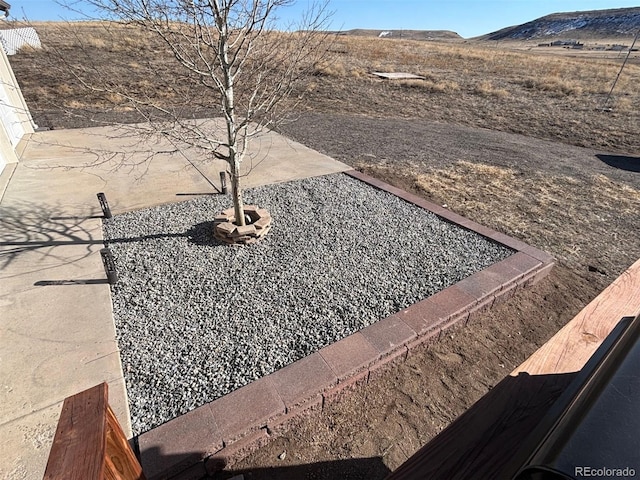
[61,0,332,228]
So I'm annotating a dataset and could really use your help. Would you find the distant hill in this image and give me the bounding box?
[478,7,640,41]
[335,29,461,41]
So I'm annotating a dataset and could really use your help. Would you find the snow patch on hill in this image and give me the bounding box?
[482,8,640,41]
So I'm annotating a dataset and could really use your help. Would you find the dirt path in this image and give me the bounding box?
[278,112,640,188]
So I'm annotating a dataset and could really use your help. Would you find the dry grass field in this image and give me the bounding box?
[12,22,640,153]
[306,35,639,152]
[8,22,640,479]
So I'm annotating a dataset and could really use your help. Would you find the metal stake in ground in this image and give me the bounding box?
[97,192,112,219]
[100,248,118,284]
[602,27,640,111]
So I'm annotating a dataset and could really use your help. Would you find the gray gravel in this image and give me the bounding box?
[103,173,513,435]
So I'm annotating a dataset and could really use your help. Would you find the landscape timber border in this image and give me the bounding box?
[136,169,556,480]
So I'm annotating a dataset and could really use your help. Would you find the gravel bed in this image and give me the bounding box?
[103,173,514,434]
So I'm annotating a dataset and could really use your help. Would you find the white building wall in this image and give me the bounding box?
[0,41,36,174]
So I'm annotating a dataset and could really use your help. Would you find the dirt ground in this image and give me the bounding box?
[216,114,640,479]
[8,25,640,479]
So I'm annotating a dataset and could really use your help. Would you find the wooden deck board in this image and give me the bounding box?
[387,258,640,480]
[515,259,640,376]
[43,384,107,480]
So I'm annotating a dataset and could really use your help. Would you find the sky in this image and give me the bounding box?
[7,1,640,38]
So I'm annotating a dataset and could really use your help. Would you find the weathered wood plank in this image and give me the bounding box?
[43,383,108,480]
[43,382,145,480]
[515,258,640,375]
[387,258,640,480]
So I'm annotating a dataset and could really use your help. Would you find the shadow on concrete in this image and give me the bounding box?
[0,200,225,272]
[1,226,223,268]
[34,279,110,286]
[596,154,640,173]
[176,192,219,197]
[49,215,105,220]
[0,201,102,271]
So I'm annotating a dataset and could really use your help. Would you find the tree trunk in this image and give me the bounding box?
[217,15,245,228]
[229,150,245,227]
